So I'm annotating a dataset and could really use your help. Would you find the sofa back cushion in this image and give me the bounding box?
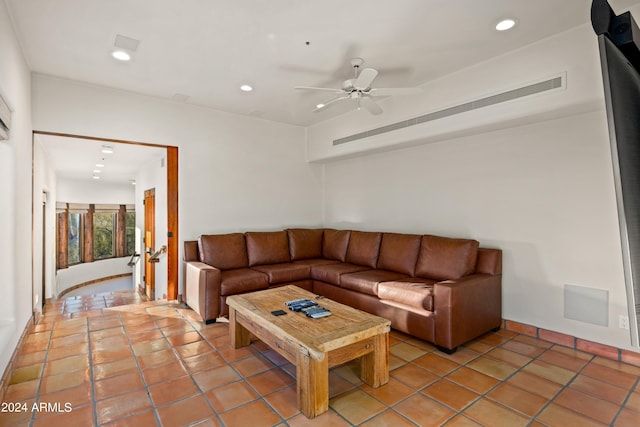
[346,231,382,268]
[246,231,291,266]
[415,235,479,280]
[322,229,351,262]
[287,228,323,260]
[377,233,422,276]
[198,233,248,270]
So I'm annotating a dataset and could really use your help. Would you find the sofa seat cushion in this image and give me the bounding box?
[310,263,370,286]
[220,269,269,296]
[292,258,341,267]
[340,270,410,296]
[378,279,436,311]
[251,263,311,284]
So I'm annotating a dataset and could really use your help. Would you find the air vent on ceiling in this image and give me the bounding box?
[333,75,564,146]
[114,34,140,52]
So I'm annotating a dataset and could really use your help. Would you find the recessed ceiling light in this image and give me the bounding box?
[316,103,325,109]
[95,163,105,168]
[101,145,114,154]
[93,175,100,180]
[495,18,517,31]
[93,169,101,173]
[240,84,253,92]
[112,50,131,61]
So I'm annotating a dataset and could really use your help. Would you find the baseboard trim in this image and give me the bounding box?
[502,319,640,368]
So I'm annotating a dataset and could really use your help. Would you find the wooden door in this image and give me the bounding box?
[144,188,155,300]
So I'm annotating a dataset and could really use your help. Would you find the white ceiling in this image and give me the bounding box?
[35,134,166,184]
[7,0,640,127]
[10,0,640,184]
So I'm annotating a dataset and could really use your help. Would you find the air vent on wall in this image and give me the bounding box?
[0,91,11,141]
[333,75,564,146]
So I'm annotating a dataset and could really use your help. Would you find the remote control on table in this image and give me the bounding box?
[309,310,332,318]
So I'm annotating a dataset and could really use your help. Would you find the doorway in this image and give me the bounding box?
[32,131,179,302]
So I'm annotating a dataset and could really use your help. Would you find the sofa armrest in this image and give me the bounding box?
[433,273,502,351]
[184,261,221,323]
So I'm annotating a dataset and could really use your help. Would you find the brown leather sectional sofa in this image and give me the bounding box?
[183,229,502,353]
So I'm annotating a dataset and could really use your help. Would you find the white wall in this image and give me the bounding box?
[312,24,634,350]
[57,177,135,205]
[31,75,324,296]
[56,258,132,296]
[0,0,33,375]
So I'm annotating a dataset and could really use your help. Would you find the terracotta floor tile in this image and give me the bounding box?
[359,409,417,427]
[92,356,137,380]
[624,390,640,412]
[166,331,202,347]
[99,409,159,427]
[174,340,214,359]
[485,347,532,368]
[330,390,386,425]
[43,354,89,376]
[136,348,178,369]
[89,326,126,340]
[94,371,146,400]
[437,348,480,365]
[538,348,591,372]
[554,387,619,425]
[193,365,241,391]
[245,368,295,395]
[507,371,563,400]
[161,324,197,338]
[96,389,152,425]
[217,399,280,426]
[413,353,460,376]
[444,415,483,427]
[217,344,258,362]
[205,380,258,413]
[581,362,638,389]
[467,356,518,380]
[263,385,300,419]
[423,379,480,411]
[132,337,170,355]
[447,366,499,394]
[390,363,439,389]
[331,360,364,385]
[47,343,91,362]
[49,333,88,349]
[3,379,40,401]
[127,329,165,344]
[591,355,640,376]
[149,375,200,406]
[328,371,358,397]
[501,340,547,358]
[286,410,352,427]
[142,360,188,385]
[231,354,275,377]
[614,408,640,427]
[36,382,92,412]
[40,368,90,394]
[31,404,95,427]
[360,378,415,406]
[570,374,629,405]
[156,395,216,427]
[14,350,46,368]
[182,351,226,374]
[9,363,43,384]
[487,382,549,417]
[90,335,129,353]
[463,398,530,427]
[522,360,576,385]
[394,393,455,426]
[390,342,428,361]
[536,402,607,427]
[92,347,134,365]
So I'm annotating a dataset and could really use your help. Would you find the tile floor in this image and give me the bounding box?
[1,290,640,427]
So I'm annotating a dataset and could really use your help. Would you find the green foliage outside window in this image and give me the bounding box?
[125,212,136,256]
[93,212,115,259]
[68,212,82,264]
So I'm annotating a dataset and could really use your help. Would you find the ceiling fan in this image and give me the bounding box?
[295,58,421,115]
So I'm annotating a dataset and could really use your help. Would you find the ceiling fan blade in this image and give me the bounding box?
[354,68,378,90]
[313,95,348,112]
[369,87,422,97]
[295,86,343,93]
[359,97,383,115]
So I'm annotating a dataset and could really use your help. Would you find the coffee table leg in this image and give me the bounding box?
[296,351,329,418]
[360,332,389,387]
[229,308,251,348]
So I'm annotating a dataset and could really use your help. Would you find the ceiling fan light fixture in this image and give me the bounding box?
[495,18,517,31]
[112,50,131,61]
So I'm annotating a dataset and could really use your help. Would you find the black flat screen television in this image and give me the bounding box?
[592,0,640,345]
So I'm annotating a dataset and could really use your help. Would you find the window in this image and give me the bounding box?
[56,203,135,269]
[93,212,116,259]
[67,212,82,265]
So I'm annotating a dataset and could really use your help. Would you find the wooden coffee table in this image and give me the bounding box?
[226,285,391,418]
